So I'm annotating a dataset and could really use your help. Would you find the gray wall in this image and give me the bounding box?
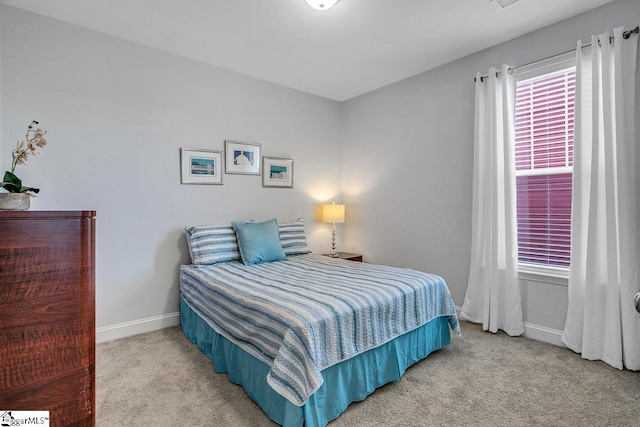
[1,6,343,333]
[341,0,640,337]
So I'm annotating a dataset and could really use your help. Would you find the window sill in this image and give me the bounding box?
[518,263,569,286]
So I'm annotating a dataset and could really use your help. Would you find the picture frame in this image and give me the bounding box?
[180,148,223,185]
[225,140,261,175]
[262,157,294,188]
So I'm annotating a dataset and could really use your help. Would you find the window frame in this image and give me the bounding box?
[514,52,576,283]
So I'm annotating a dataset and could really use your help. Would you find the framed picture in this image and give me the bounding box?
[262,157,294,188]
[225,140,261,175]
[180,148,223,185]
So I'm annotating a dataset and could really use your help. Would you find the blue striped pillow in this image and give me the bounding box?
[279,219,312,256]
[185,225,241,265]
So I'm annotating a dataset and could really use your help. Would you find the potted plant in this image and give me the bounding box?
[0,120,47,210]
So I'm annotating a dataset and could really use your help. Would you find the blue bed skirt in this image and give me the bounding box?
[180,296,451,427]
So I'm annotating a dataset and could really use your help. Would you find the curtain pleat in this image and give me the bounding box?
[561,27,640,371]
[461,64,524,336]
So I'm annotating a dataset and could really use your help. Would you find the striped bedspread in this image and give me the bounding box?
[180,254,460,406]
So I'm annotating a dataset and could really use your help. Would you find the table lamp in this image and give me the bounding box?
[322,202,345,257]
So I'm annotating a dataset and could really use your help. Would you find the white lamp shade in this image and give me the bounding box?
[305,0,339,11]
[322,204,345,224]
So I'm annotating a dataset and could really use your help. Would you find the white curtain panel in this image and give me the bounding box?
[461,64,524,336]
[561,27,640,370]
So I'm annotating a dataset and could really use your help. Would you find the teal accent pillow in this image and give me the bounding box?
[232,218,287,265]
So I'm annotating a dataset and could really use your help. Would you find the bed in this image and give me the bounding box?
[180,219,460,427]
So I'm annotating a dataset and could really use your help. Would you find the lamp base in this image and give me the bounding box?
[330,223,337,257]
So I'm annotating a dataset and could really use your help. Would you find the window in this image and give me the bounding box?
[515,65,575,269]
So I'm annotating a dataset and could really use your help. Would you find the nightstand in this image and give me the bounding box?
[322,252,363,262]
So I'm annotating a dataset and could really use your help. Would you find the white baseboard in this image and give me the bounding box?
[522,322,564,347]
[455,306,564,347]
[97,312,180,343]
[97,308,564,347]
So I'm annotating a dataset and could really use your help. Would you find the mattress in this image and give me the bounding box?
[181,297,452,427]
[179,254,460,408]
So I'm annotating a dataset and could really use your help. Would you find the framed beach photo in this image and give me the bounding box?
[225,140,261,175]
[262,157,294,188]
[180,148,223,185]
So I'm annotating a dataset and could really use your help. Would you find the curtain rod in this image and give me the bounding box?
[474,26,639,83]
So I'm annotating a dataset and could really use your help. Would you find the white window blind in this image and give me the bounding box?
[515,67,575,268]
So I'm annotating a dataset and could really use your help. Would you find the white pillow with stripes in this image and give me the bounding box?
[185,225,241,265]
[278,219,312,256]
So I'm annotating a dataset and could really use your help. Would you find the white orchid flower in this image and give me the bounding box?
[30,136,46,148]
[28,141,42,156]
[6,121,48,181]
[12,148,28,165]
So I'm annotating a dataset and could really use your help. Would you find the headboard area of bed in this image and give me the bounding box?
[184,218,312,266]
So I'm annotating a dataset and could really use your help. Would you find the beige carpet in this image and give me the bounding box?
[96,321,640,426]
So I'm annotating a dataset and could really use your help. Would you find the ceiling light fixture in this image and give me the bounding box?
[306,0,339,11]
[495,0,520,7]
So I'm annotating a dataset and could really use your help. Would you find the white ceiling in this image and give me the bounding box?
[0,0,616,101]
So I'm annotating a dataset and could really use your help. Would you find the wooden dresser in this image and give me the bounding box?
[0,211,96,426]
